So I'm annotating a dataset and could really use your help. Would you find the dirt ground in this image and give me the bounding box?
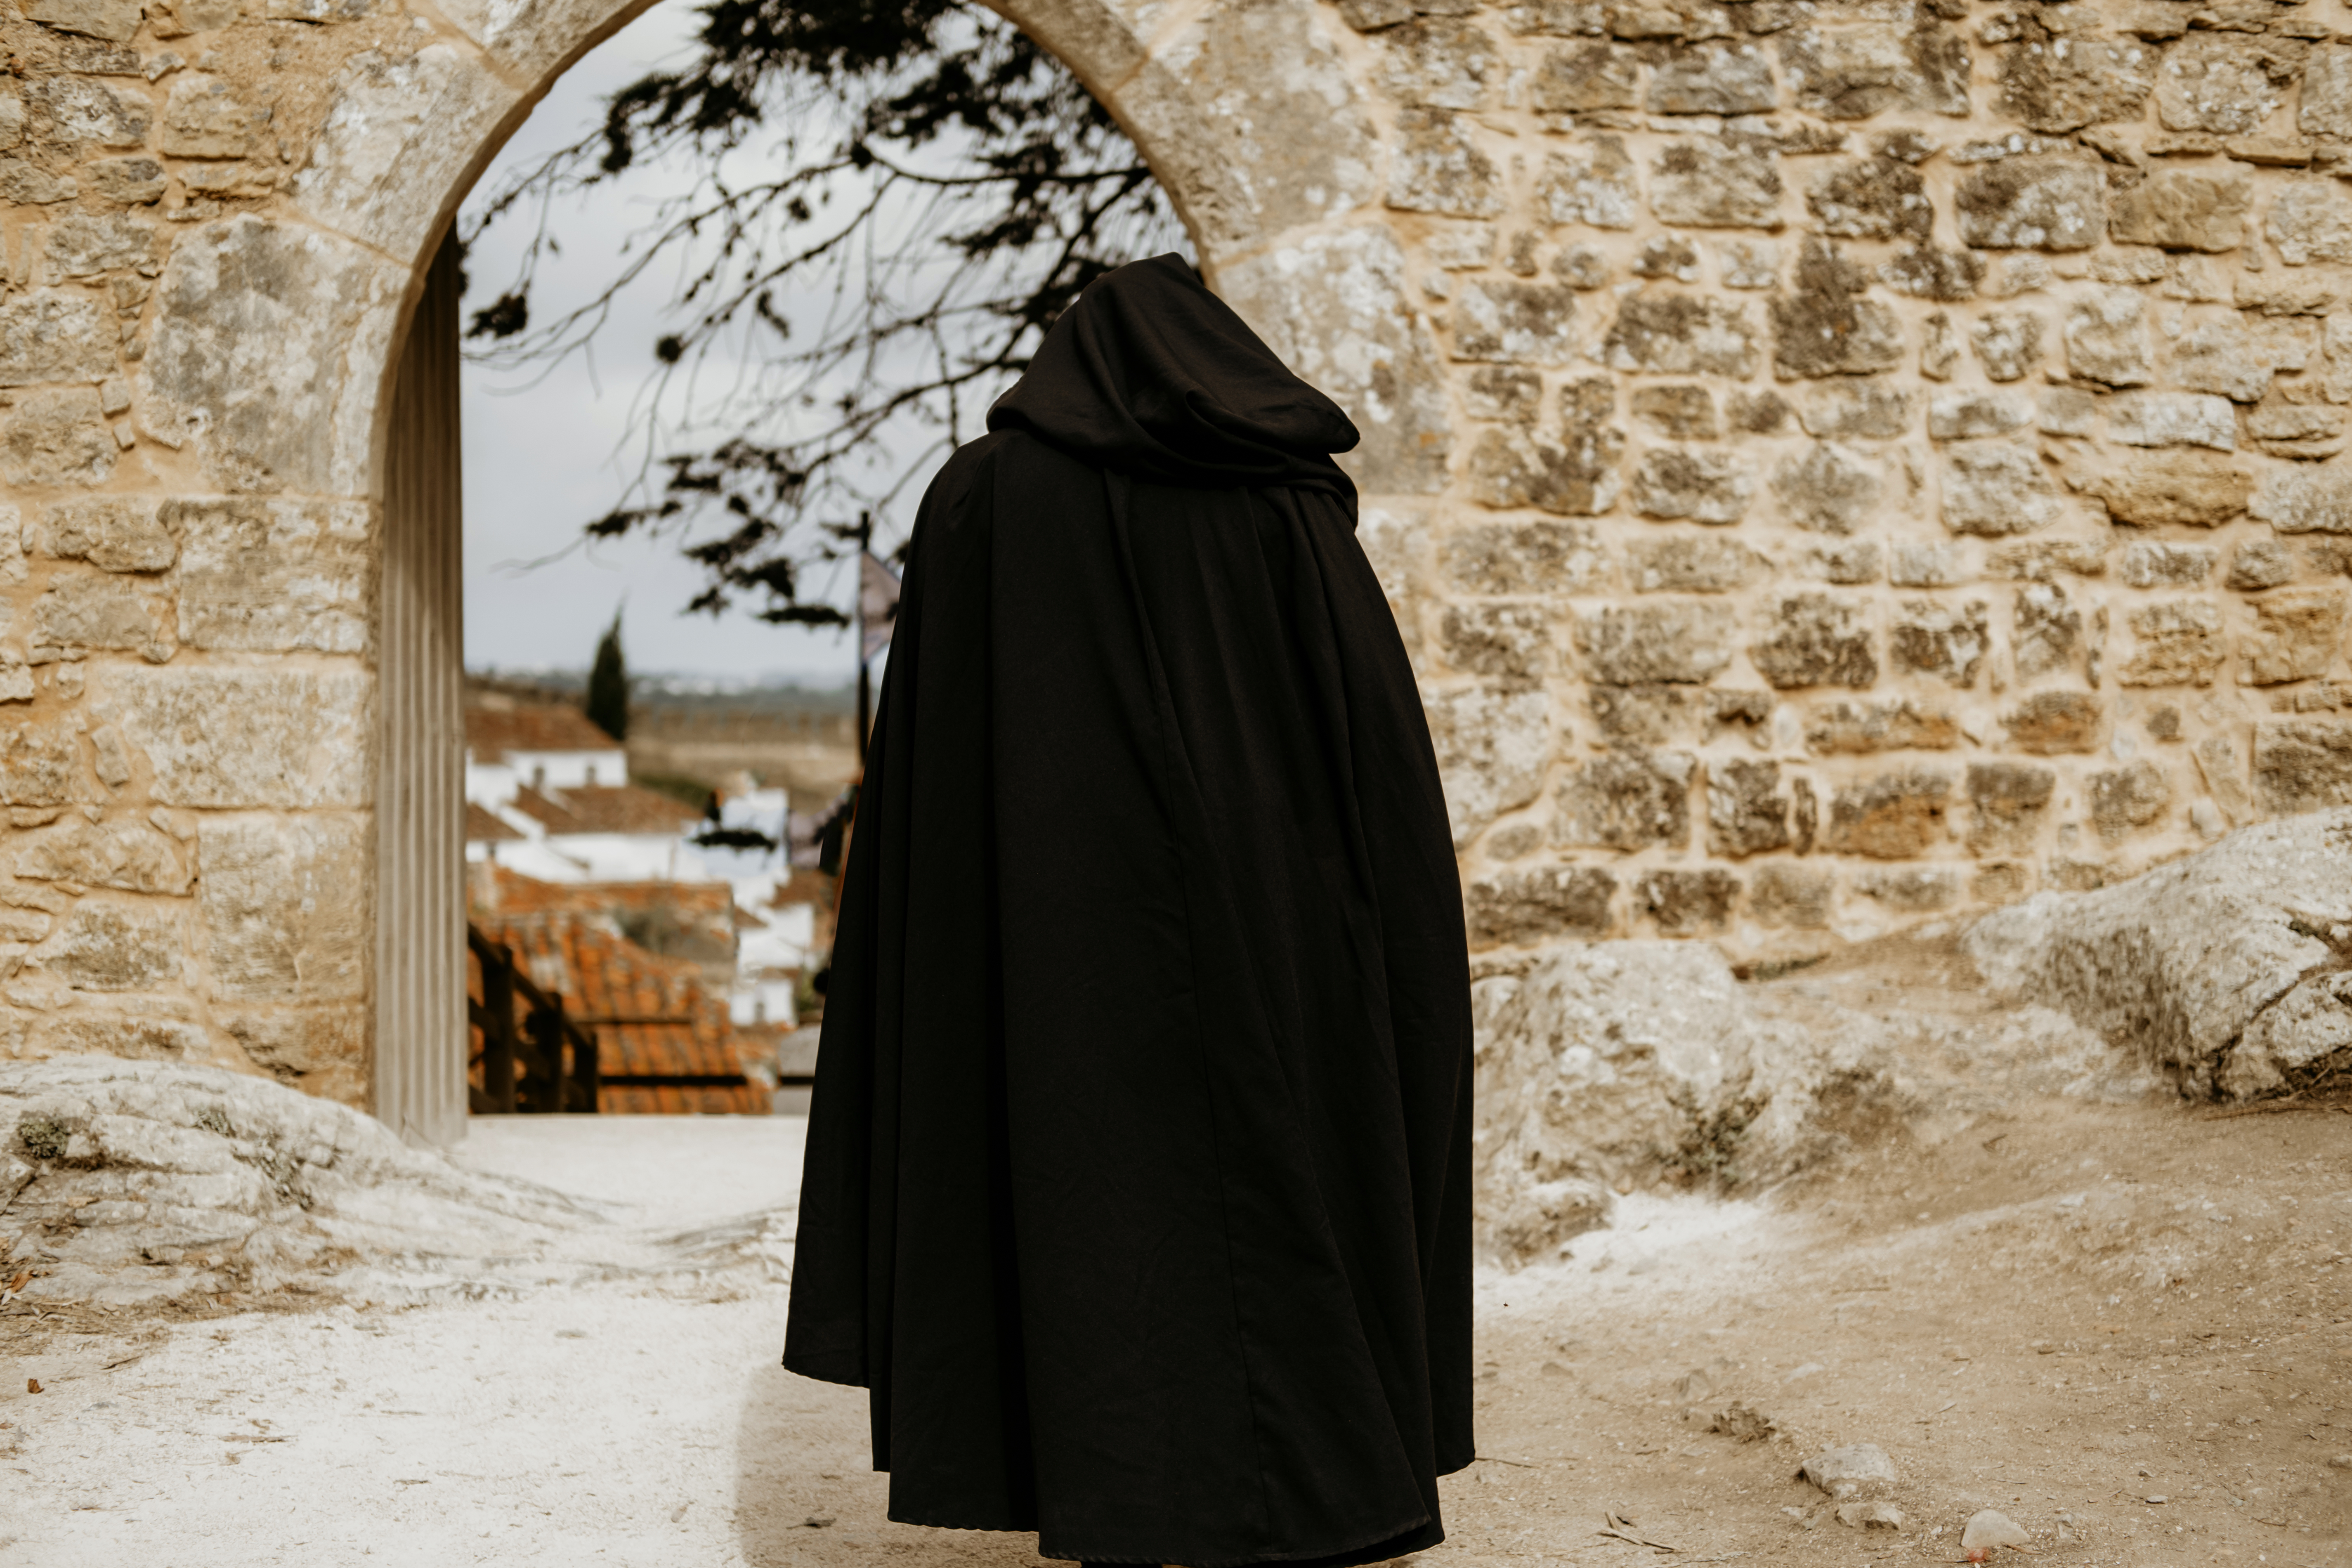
[2,1007,2348,1568]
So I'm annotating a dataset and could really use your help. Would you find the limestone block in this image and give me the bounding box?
[218,1005,368,1100]
[14,818,188,895]
[1649,137,1783,229]
[1824,767,1951,858]
[1465,865,1616,944]
[1751,861,1833,928]
[1427,682,1551,845]
[289,48,522,268]
[2002,689,2102,753]
[2106,168,2250,254]
[1440,519,1605,594]
[1554,751,1693,850]
[0,724,78,805]
[1965,760,2053,854]
[158,75,261,160]
[2013,581,2084,679]
[1955,156,2106,251]
[1854,866,1958,910]
[1941,443,2062,536]
[169,498,372,656]
[1575,601,1736,684]
[1439,602,1551,678]
[97,668,370,808]
[1633,868,1741,935]
[1777,24,1969,120]
[1751,592,1877,690]
[35,76,150,147]
[2117,600,2226,686]
[1646,41,1775,116]
[2237,588,2347,685]
[1465,366,1541,423]
[1969,312,2043,381]
[1601,295,1760,376]
[1806,156,1931,240]
[2302,42,2352,140]
[2118,541,2216,588]
[2267,181,2352,267]
[1707,757,1791,856]
[34,498,175,572]
[1,389,114,489]
[1629,385,1716,439]
[21,0,141,42]
[1772,442,1883,535]
[0,290,114,388]
[1625,533,1763,593]
[42,213,163,280]
[2168,314,2268,403]
[0,161,77,204]
[1878,243,1983,302]
[2154,35,2300,136]
[2226,538,2296,591]
[198,815,368,1003]
[2063,286,2153,386]
[1995,36,2156,133]
[1718,239,1780,290]
[2090,757,2171,843]
[1388,107,1502,217]
[1804,696,1960,754]
[1588,683,1701,748]
[1889,542,1965,588]
[1890,597,1989,686]
[1630,447,1752,523]
[1928,389,2031,441]
[1798,380,1910,439]
[1223,227,1452,496]
[33,899,184,992]
[1634,235,1702,284]
[1771,239,1903,378]
[31,574,175,663]
[85,156,165,205]
[2079,453,2249,526]
[1532,43,1639,112]
[1451,279,1577,363]
[1466,426,1623,513]
[2251,718,2352,812]
[1728,388,1793,434]
[142,216,402,496]
[0,91,20,151]
[2251,465,2352,534]
[1377,17,1499,108]
[2106,391,2236,450]
[1536,135,1638,229]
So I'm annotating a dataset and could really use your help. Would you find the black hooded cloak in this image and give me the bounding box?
[783,254,1474,1568]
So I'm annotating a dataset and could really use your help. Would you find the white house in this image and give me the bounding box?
[463,701,714,883]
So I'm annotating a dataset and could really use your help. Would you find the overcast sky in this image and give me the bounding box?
[458,2,861,685]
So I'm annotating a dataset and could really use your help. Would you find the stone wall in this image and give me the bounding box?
[1,0,2351,1111]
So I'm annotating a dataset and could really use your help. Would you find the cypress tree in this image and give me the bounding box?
[585,609,629,741]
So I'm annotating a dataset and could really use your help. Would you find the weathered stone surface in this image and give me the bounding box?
[1555,751,1693,850]
[97,668,370,809]
[2302,42,2352,140]
[1602,295,1760,376]
[1441,520,1604,595]
[2238,588,2347,685]
[34,75,149,148]
[42,213,162,280]
[14,819,189,895]
[1452,279,1577,362]
[1629,385,1716,439]
[1752,593,1877,690]
[290,47,521,267]
[31,575,174,663]
[2118,600,2226,686]
[0,724,78,806]
[2168,314,2271,404]
[1225,227,1452,496]
[1824,767,1951,858]
[1647,41,1774,115]
[1751,861,1833,927]
[31,899,183,993]
[172,498,372,656]
[1798,381,1910,440]
[1969,312,2043,382]
[1888,542,1964,589]
[198,815,368,1004]
[1429,682,1552,845]
[2227,968,2352,1100]
[1891,597,1988,686]
[1964,760,2052,855]
[0,290,114,389]
[2003,689,2101,754]
[1956,157,2105,251]
[2081,453,2250,526]
[1878,243,1982,304]
[1388,107,1502,217]
[2227,538,2296,591]
[1588,683,1700,749]
[1577,601,1736,684]
[159,75,261,159]
[34,498,175,573]
[2252,719,2352,815]
[1941,443,2062,536]
[1854,866,1959,912]
[1378,17,1500,109]
[1466,365,1541,423]
[1772,442,1882,535]
[0,389,113,489]
[1440,602,1552,678]
[1630,447,1752,523]
[2090,757,2171,844]
[1806,156,1930,240]
[2155,35,2300,136]
[0,160,77,205]
[1969,808,2352,1096]
[1778,24,1969,120]
[2118,541,2215,588]
[1626,533,1762,593]
[22,0,141,41]
[85,156,165,205]
[2267,180,2352,267]
[1771,240,1904,379]
[2013,579,2085,682]
[2063,286,2154,386]
[1649,137,1783,230]
[2107,168,2250,254]
[1633,868,1741,935]
[1804,697,1960,754]
[1466,866,1616,944]
[1532,42,1639,112]
[2106,391,2236,451]
[1927,389,2031,441]
[1708,758,1791,856]
[1467,424,1624,514]
[1537,135,1639,229]
[2250,466,2352,534]
[1996,35,2156,133]
[1632,236,1700,284]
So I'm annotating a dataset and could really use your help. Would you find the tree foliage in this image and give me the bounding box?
[585,608,631,740]
[462,0,1183,629]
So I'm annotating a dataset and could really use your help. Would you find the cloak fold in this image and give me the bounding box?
[784,255,1474,1568]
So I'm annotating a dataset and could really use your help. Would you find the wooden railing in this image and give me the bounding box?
[467,925,600,1114]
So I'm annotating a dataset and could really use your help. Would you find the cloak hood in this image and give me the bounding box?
[987,253,1361,496]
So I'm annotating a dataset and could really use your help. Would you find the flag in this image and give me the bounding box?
[859,550,900,665]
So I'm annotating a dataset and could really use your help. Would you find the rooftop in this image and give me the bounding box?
[507,783,702,838]
[465,702,625,763]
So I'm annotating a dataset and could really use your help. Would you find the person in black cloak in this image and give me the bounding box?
[782,253,1475,1568]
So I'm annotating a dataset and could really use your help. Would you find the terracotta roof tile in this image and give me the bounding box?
[466,703,625,761]
[465,802,524,843]
[507,784,702,837]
